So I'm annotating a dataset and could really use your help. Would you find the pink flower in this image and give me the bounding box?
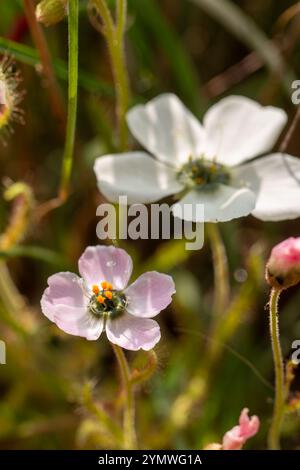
[222,408,260,450]
[266,237,300,289]
[41,245,175,351]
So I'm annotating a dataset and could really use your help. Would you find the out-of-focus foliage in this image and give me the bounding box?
[1,0,300,450]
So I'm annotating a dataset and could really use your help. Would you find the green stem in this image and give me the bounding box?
[59,0,79,200]
[268,288,285,450]
[92,0,130,151]
[207,223,230,315]
[111,343,137,449]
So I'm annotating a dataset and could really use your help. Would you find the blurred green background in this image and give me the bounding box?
[0,0,300,449]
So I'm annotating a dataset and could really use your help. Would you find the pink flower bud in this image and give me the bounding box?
[222,408,260,450]
[266,237,300,289]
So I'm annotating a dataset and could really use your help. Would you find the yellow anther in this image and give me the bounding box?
[97,295,105,304]
[101,280,113,291]
[92,285,99,295]
[104,290,113,300]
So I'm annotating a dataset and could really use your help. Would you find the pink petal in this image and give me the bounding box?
[55,311,104,340]
[239,408,260,439]
[78,245,133,290]
[269,237,300,274]
[124,272,175,318]
[106,313,161,351]
[41,272,87,321]
[41,272,103,340]
[222,408,260,450]
[222,427,244,450]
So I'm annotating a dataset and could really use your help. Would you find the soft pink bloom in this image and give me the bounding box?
[268,237,300,274]
[266,237,300,289]
[222,408,260,450]
[41,245,175,351]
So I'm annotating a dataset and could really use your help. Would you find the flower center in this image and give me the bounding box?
[88,280,127,320]
[177,157,231,190]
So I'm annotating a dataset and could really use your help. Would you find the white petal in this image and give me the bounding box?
[106,314,161,351]
[94,152,183,204]
[203,96,287,166]
[127,94,205,167]
[172,185,256,222]
[234,153,300,221]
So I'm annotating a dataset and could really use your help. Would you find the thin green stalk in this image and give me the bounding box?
[59,0,79,200]
[207,223,230,316]
[268,288,285,450]
[116,0,127,44]
[111,343,137,450]
[92,0,130,150]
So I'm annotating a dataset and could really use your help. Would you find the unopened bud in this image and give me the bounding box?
[266,237,300,290]
[35,0,68,27]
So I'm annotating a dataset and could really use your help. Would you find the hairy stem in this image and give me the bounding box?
[92,0,130,150]
[268,288,285,450]
[207,223,230,315]
[111,343,137,450]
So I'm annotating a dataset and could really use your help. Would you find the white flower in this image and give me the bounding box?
[94,94,300,223]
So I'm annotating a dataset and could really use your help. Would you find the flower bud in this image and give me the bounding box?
[266,237,300,290]
[203,408,259,451]
[35,0,68,27]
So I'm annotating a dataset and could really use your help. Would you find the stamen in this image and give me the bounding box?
[92,285,99,295]
[177,157,231,190]
[89,279,125,319]
[97,295,105,304]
